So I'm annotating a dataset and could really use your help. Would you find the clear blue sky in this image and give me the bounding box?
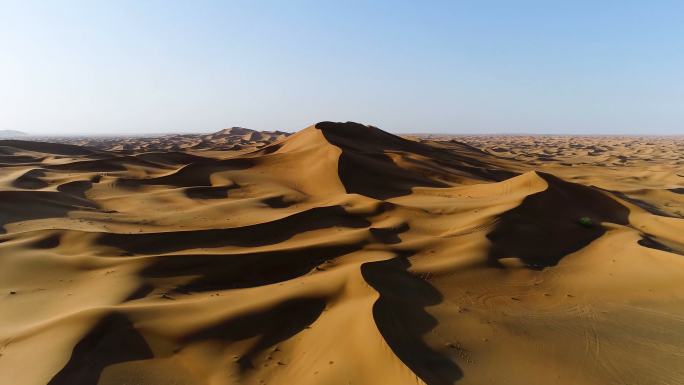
[1,1,683,135]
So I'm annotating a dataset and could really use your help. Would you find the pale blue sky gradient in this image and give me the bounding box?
[1,1,683,135]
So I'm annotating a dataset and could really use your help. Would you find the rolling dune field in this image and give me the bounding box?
[1,122,683,385]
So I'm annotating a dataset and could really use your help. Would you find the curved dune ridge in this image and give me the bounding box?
[1,122,684,385]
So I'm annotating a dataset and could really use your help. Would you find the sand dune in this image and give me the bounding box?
[35,127,290,153]
[1,123,684,385]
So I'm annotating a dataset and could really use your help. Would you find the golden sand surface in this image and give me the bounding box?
[1,123,683,385]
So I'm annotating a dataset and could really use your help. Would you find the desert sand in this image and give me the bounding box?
[1,122,683,385]
[33,127,291,153]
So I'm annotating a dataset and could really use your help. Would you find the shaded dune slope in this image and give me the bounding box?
[315,121,516,199]
[487,172,630,268]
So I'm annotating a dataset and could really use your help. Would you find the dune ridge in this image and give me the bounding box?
[1,122,684,385]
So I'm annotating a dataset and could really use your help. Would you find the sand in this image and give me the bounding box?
[1,122,683,385]
[34,127,291,153]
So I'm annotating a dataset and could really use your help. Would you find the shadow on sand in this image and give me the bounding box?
[98,205,370,254]
[47,313,153,385]
[316,121,515,200]
[361,253,463,385]
[183,297,326,373]
[487,172,630,268]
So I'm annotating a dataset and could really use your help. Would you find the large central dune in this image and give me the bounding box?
[1,122,683,385]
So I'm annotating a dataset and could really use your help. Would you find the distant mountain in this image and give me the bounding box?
[0,130,27,137]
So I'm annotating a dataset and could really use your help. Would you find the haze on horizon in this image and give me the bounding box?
[1,0,683,136]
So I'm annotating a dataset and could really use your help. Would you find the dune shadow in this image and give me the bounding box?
[184,185,238,200]
[117,158,253,188]
[0,139,96,156]
[12,169,48,189]
[608,190,681,218]
[47,312,153,385]
[361,254,463,385]
[0,191,97,234]
[315,121,514,200]
[0,155,39,165]
[126,207,405,296]
[369,223,410,244]
[336,150,445,199]
[124,283,156,301]
[182,297,326,372]
[57,180,94,200]
[261,195,296,208]
[138,240,368,293]
[133,151,214,166]
[638,234,684,256]
[487,173,630,268]
[48,158,127,172]
[31,233,61,249]
[98,205,370,255]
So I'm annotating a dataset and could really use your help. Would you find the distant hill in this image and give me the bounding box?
[0,130,27,137]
